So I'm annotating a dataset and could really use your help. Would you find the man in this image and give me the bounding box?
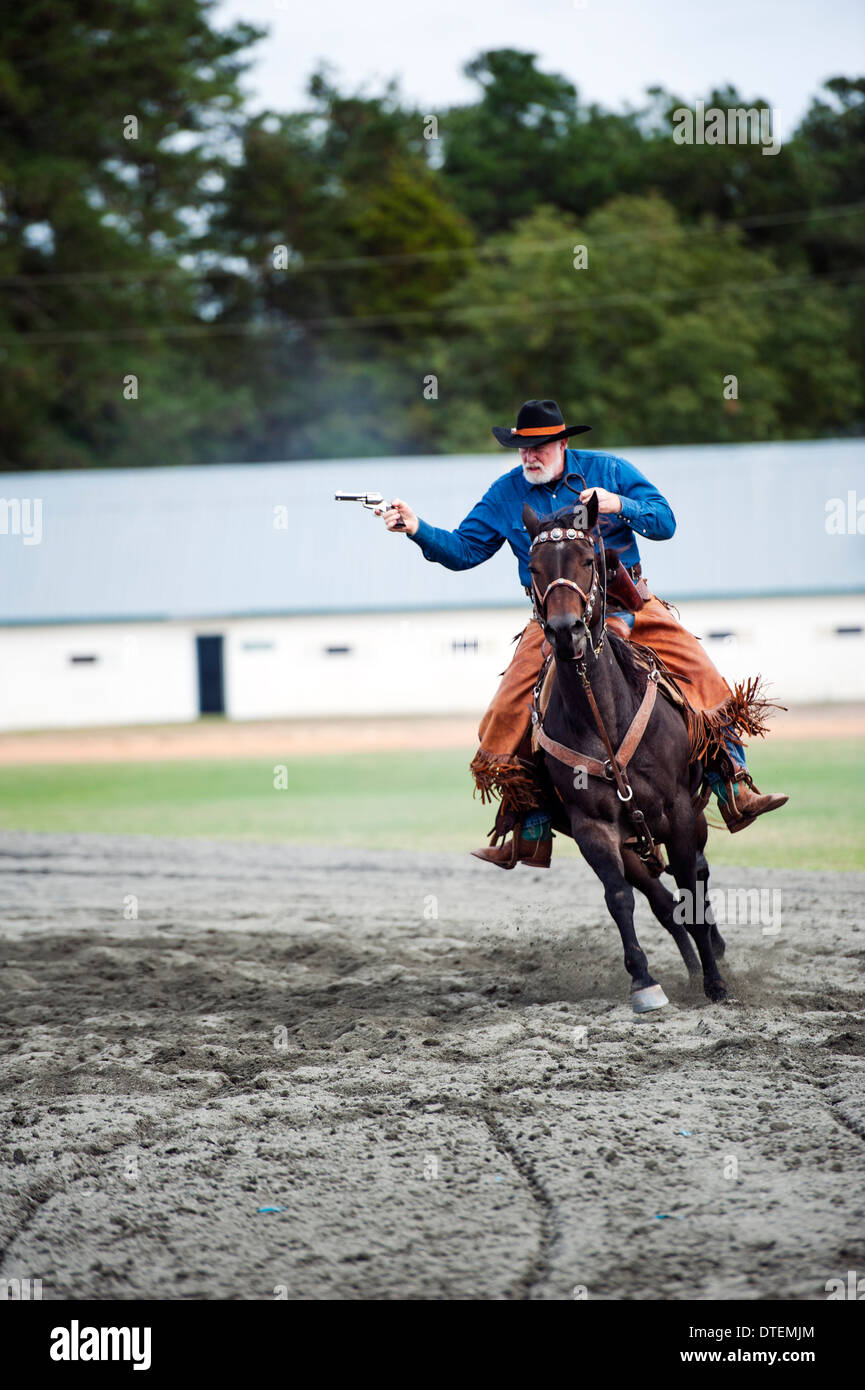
[379,399,787,868]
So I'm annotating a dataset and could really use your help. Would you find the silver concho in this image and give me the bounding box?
[565,527,577,540]
[550,527,563,541]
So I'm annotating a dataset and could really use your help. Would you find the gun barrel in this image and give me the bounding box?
[334,491,384,505]
[334,490,406,529]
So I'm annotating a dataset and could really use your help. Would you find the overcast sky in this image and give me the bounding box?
[216,0,863,129]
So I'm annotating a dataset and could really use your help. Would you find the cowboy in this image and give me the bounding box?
[379,399,788,868]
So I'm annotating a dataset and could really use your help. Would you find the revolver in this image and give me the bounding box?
[334,490,407,530]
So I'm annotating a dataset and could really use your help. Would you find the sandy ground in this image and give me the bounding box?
[0,703,863,765]
[1,830,863,1301]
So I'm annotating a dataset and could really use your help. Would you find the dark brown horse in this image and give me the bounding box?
[525,492,728,1013]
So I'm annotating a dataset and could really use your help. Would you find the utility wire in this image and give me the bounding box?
[1,202,863,288]
[1,267,861,346]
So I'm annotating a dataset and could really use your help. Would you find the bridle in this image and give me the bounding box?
[529,520,608,661]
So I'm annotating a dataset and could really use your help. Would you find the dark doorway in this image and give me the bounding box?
[196,635,225,715]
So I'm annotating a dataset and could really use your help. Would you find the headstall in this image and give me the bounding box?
[529,521,606,660]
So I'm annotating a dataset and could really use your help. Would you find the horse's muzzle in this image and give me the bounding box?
[545,614,587,662]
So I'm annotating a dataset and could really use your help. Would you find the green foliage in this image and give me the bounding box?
[422,196,859,447]
[0,0,264,467]
[0,15,862,468]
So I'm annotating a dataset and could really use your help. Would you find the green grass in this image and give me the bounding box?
[0,739,861,871]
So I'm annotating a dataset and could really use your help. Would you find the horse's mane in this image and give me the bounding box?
[538,501,590,528]
[537,500,617,540]
[605,625,652,696]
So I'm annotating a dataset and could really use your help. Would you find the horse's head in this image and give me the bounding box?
[523,492,600,662]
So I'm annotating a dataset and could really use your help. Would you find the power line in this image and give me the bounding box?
[1,267,861,346]
[1,202,863,288]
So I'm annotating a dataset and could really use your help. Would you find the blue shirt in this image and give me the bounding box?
[409,449,676,590]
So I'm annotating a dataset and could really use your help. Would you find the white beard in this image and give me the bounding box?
[521,459,563,487]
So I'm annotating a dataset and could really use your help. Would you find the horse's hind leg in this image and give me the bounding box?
[577,824,668,1014]
[624,850,701,979]
[669,818,727,1004]
[695,811,725,958]
[696,847,725,959]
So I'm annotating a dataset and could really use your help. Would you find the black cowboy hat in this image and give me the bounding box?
[492,399,591,449]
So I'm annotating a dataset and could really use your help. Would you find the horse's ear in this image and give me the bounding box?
[522,502,541,538]
[584,490,599,530]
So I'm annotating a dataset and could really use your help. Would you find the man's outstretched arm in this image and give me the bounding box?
[378,490,506,570]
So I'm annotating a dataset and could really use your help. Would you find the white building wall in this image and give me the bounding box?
[672,595,865,706]
[0,594,862,731]
[226,609,522,719]
[0,623,199,731]
[228,596,865,718]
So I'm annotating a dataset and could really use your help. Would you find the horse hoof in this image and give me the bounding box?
[631,984,669,1014]
[706,983,728,1004]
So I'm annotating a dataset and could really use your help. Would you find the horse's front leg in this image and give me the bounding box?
[574,819,668,1014]
[623,851,702,979]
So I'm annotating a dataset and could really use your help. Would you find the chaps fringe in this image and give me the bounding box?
[469,750,542,813]
[686,676,786,766]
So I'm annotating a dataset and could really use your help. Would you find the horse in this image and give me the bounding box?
[524,490,728,1013]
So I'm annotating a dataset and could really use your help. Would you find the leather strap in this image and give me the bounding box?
[605,557,645,613]
[533,724,607,779]
[533,676,658,782]
[616,678,658,768]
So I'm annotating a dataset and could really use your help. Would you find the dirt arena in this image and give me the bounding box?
[1,828,863,1301]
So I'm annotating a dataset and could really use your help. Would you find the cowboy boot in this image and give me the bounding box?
[718,772,788,834]
[471,811,553,869]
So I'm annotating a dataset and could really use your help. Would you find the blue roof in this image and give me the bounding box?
[1,439,863,623]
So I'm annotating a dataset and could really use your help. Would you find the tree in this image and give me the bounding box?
[441,50,574,233]
[2,30,861,468]
[206,73,473,459]
[0,0,263,468]
[425,197,858,449]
